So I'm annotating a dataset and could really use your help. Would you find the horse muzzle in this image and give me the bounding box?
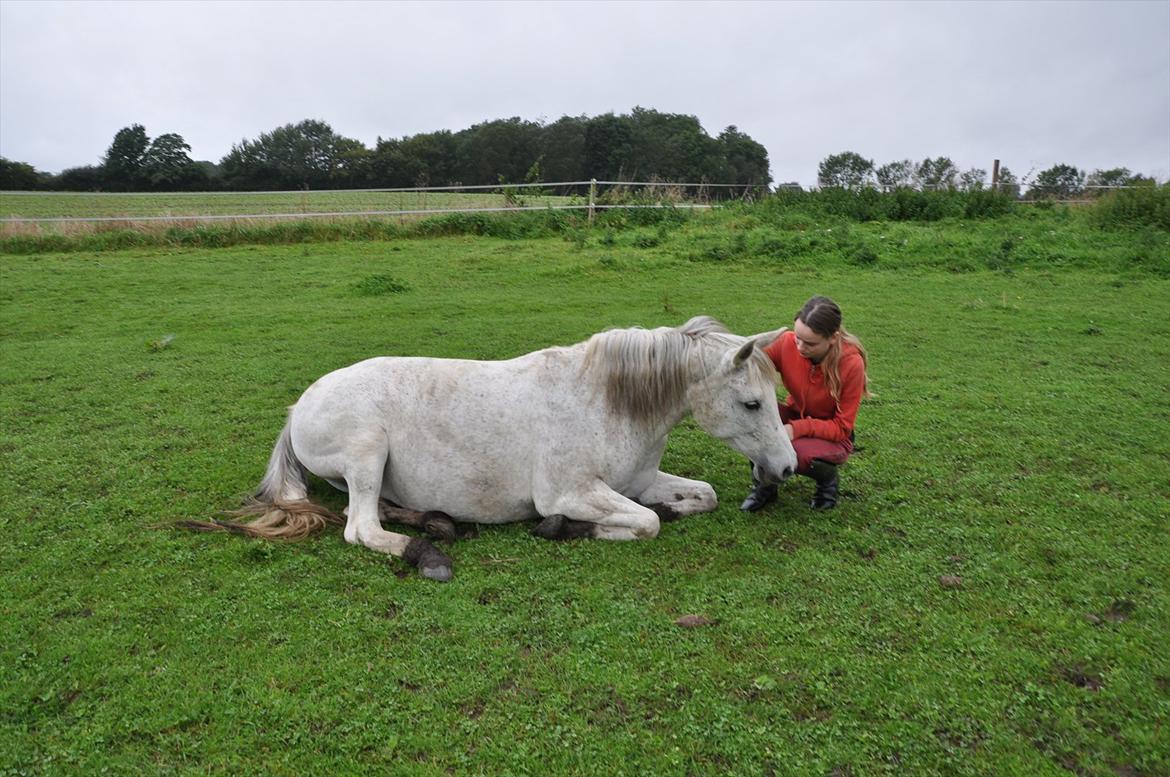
[754,461,795,486]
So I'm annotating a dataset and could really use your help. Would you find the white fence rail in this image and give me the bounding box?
[0,180,763,227]
[2,204,711,225]
[2,178,1155,229]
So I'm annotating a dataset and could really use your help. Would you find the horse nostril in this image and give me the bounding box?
[782,466,793,480]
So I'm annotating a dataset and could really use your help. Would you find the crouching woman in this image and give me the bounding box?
[742,296,869,511]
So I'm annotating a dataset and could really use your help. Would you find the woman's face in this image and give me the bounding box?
[793,318,836,363]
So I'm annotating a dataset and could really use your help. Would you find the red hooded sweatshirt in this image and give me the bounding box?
[762,330,865,443]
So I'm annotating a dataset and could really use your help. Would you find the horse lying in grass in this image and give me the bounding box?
[188,316,797,581]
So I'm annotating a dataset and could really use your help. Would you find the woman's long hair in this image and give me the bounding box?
[796,296,870,402]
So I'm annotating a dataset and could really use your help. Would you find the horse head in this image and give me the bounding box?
[685,323,797,486]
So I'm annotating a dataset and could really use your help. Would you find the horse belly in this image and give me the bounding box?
[379,374,553,521]
[292,354,586,523]
[378,436,539,522]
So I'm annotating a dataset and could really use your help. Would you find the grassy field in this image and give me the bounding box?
[0,189,579,230]
[1,204,1168,774]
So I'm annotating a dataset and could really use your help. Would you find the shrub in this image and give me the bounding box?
[848,244,880,266]
[963,189,1015,219]
[353,274,410,296]
[817,187,886,221]
[1090,184,1170,230]
[631,232,661,249]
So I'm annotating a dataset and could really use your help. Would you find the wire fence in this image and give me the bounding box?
[0,177,1156,233]
[0,180,765,230]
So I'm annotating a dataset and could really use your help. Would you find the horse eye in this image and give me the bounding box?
[743,400,761,411]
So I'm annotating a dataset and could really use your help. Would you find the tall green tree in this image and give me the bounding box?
[959,167,987,191]
[1086,167,1134,189]
[915,157,958,190]
[220,119,366,189]
[141,133,200,189]
[624,107,718,182]
[401,131,458,186]
[103,124,150,190]
[584,113,634,180]
[875,159,915,190]
[1032,164,1085,198]
[818,151,874,189]
[0,157,42,190]
[717,125,771,186]
[539,116,587,183]
[454,118,542,185]
[54,165,106,191]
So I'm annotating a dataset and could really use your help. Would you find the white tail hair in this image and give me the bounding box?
[180,417,341,540]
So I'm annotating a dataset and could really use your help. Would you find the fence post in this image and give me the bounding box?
[991,159,1000,191]
[588,178,597,226]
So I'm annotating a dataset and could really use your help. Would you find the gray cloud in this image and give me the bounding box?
[2,0,1167,185]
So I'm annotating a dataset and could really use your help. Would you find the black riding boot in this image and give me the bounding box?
[739,464,778,512]
[808,459,839,510]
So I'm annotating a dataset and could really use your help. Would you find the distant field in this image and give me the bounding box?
[0,189,580,226]
[2,205,1167,774]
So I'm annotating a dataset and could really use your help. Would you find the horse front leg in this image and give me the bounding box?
[634,471,718,520]
[533,482,662,541]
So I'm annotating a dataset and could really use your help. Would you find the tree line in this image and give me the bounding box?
[815,151,1159,199]
[2,115,1160,198]
[0,107,771,192]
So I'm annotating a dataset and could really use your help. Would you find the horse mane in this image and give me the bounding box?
[581,315,777,422]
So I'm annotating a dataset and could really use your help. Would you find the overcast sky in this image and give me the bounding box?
[2,0,1168,186]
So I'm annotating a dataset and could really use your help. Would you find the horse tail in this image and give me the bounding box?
[180,417,343,540]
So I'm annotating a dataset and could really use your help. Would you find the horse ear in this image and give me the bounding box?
[745,326,788,351]
[731,339,757,371]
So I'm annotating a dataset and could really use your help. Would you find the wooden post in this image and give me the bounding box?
[991,159,1001,191]
[588,178,597,226]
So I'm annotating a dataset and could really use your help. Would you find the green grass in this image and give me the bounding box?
[1,208,1168,775]
[0,189,578,220]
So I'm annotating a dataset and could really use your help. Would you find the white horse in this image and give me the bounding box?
[191,316,797,581]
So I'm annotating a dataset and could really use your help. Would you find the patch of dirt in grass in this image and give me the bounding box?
[740,673,833,722]
[1086,600,1137,626]
[882,524,908,540]
[933,720,988,751]
[577,686,630,728]
[1103,600,1136,622]
[1061,664,1104,692]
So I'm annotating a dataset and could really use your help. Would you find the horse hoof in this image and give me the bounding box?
[403,538,454,581]
[532,514,594,540]
[421,511,457,541]
[644,502,682,522]
[532,514,565,539]
[420,563,453,582]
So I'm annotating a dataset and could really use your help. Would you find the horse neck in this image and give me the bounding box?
[681,338,726,408]
[582,330,697,431]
